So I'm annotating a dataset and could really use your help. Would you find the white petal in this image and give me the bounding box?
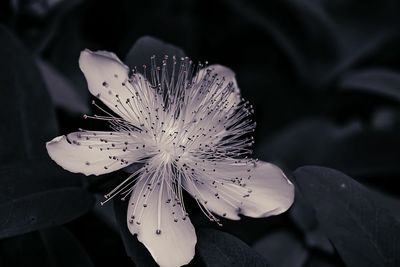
[184,160,294,219]
[197,64,241,106]
[183,177,241,220]
[46,131,146,176]
[79,50,152,125]
[236,161,294,217]
[127,178,196,267]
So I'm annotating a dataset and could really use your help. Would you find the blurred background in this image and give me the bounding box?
[0,0,399,266]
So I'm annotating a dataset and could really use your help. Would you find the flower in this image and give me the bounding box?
[46,47,295,267]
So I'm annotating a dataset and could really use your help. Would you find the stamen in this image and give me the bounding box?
[89,55,256,227]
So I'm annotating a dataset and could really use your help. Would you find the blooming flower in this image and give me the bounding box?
[46,47,294,267]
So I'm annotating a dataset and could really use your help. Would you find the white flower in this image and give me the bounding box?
[46,49,294,267]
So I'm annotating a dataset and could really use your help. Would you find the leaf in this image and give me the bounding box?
[39,227,94,267]
[196,228,269,267]
[14,0,83,53]
[293,166,400,267]
[305,254,345,267]
[0,227,93,267]
[289,187,318,233]
[224,0,396,86]
[0,160,95,239]
[366,188,400,222]
[253,229,308,267]
[36,59,89,114]
[259,118,400,178]
[224,0,340,86]
[124,36,185,81]
[0,184,94,239]
[289,188,334,254]
[0,25,59,162]
[304,227,334,254]
[67,209,135,267]
[339,68,400,102]
[0,23,94,239]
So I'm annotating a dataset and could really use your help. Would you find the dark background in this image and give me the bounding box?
[0,0,399,266]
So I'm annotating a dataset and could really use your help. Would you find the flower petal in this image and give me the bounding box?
[184,160,294,219]
[46,131,146,176]
[127,177,196,267]
[196,64,241,106]
[183,177,241,220]
[236,161,294,217]
[79,50,153,126]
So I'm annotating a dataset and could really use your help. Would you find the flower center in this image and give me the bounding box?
[158,142,177,162]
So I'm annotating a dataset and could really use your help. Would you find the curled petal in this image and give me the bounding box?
[184,160,294,219]
[46,131,146,176]
[127,177,196,267]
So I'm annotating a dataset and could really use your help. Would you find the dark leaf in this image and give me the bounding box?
[0,161,84,198]
[192,212,292,246]
[225,0,340,86]
[0,227,93,267]
[197,228,269,267]
[39,227,94,267]
[365,187,400,222]
[225,0,397,86]
[259,118,400,178]
[0,161,93,239]
[304,227,334,254]
[339,68,400,102]
[44,3,92,99]
[20,0,83,53]
[293,166,400,267]
[252,229,308,267]
[92,194,118,230]
[125,36,185,80]
[305,253,345,267]
[66,210,135,267]
[370,108,397,130]
[0,183,94,239]
[0,25,58,163]
[36,59,89,114]
[0,23,94,238]
[289,188,318,233]
[11,0,64,18]
[289,188,334,254]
